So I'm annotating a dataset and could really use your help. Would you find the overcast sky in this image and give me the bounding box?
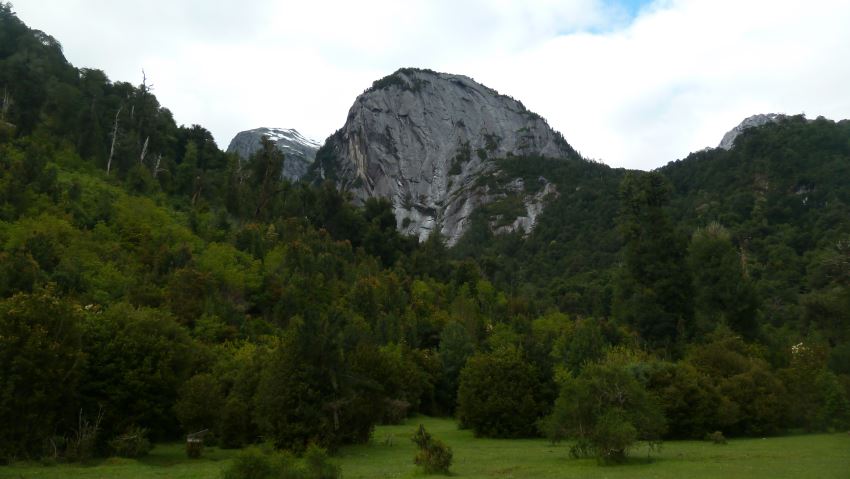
[12,0,850,170]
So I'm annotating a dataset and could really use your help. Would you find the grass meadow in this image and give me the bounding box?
[1,417,848,479]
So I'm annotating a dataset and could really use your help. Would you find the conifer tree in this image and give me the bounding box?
[613,172,693,347]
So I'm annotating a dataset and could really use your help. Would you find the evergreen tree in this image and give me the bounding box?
[613,172,693,347]
[689,223,759,339]
[249,136,285,220]
[456,345,545,438]
[0,290,84,460]
[540,350,666,463]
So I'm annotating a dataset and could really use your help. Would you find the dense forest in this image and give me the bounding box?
[1,3,848,465]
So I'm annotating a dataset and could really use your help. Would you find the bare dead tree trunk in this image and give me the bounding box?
[136,69,149,131]
[152,153,164,178]
[140,136,149,164]
[70,407,104,461]
[192,176,203,205]
[107,105,122,175]
[740,238,750,279]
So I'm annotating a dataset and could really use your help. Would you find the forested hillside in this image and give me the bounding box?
[1,3,848,465]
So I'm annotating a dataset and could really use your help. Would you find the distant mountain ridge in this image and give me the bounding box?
[227,127,321,180]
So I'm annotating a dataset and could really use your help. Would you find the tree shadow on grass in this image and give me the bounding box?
[597,456,659,467]
[134,443,235,467]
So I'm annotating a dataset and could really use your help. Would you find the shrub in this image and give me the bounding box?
[78,304,198,441]
[456,347,545,438]
[412,424,453,475]
[687,331,788,436]
[592,409,638,463]
[645,361,721,438]
[0,291,84,461]
[540,354,666,463]
[221,445,339,479]
[64,409,103,463]
[222,448,276,479]
[303,444,341,479]
[109,426,152,458]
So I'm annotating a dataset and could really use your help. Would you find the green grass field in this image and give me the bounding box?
[0,444,238,479]
[2,417,848,479]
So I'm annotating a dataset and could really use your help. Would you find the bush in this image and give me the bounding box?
[222,448,276,479]
[412,424,453,475]
[109,426,152,458]
[592,409,637,463]
[0,291,84,461]
[646,361,721,438]
[540,353,666,463]
[456,347,545,438]
[303,444,341,479]
[687,331,788,436]
[78,304,198,441]
[64,409,103,463]
[221,445,339,479]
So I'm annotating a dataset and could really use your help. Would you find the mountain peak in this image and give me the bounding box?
[718,113,788,150]
[252,127,321,150]
[227,127,320,180]
[316,69,579,243]
[366,68,499,97]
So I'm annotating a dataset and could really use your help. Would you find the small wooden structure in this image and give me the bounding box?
[186,429,209,458]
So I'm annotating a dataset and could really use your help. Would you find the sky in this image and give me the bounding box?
[12,0,850,170]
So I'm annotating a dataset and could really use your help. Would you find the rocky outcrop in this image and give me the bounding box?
[491,178,559,235]
[227,127,320,180]
[313,68,579,243]
[718,114,788,150]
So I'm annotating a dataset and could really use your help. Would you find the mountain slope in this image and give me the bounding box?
[313,68,580,243]
[456,114,850,322]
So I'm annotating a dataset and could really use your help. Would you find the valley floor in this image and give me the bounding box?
[1,417,848,479]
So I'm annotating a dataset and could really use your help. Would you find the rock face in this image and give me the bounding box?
[314,68,578,244]
[718,114,787,150]
[227,127,321,180]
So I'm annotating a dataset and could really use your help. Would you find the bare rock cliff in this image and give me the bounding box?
[718,114,788,150]
[313,68,579,243]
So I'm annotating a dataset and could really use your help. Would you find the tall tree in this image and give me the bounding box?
[0,290,84,461]
[613,172,693,347]
[689,223,759,339]
[249,136,285,220]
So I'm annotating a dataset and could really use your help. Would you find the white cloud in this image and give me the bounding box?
[11,0,850,169]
